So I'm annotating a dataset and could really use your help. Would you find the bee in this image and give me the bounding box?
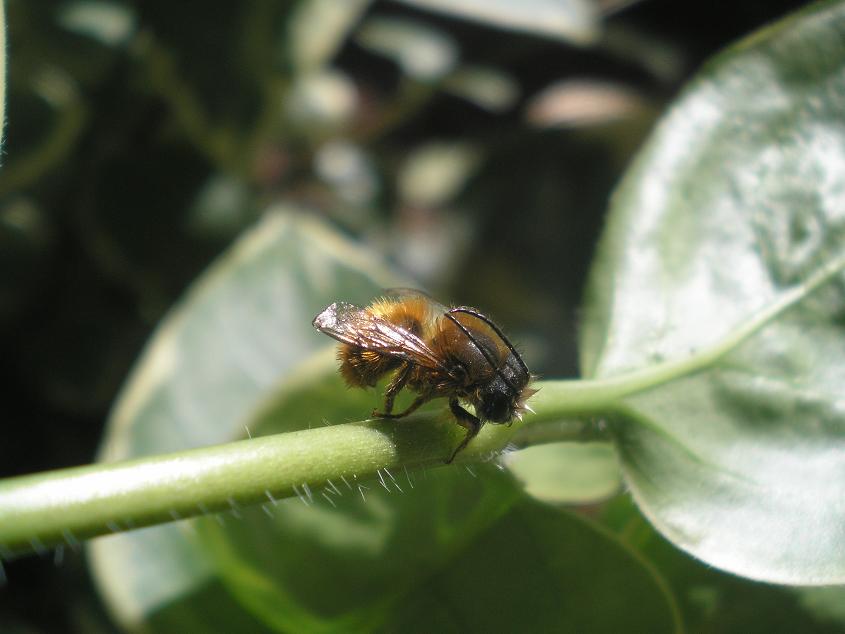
[312,290,536,463]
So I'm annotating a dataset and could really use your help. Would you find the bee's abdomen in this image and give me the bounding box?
[338,345,401,387]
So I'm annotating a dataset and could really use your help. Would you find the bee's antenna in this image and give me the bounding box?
[444,308,527,395]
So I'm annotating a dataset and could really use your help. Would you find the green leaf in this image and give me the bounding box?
[796,586,845,627]
[89,526,273,634]
[389,501,680,633]
[601,496,844,633]
[88,209,400,631]
[505,442,622,505]
[195,462,523,633]
[580,1,845,584]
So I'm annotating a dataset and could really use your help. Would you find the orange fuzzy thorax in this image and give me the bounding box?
[365,296,437,337]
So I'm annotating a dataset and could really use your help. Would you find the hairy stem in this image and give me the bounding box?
[0,395,594,556]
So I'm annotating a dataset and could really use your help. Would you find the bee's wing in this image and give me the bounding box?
[313,301,445,370]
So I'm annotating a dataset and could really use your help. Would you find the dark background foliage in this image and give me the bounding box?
[0,1,815,631]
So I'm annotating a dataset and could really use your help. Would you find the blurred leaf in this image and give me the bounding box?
[287,0,370,73]
[88,209,400,631]
[505,442,621,504]
[88,525,257,633]
[398,142,480,207]
[391,0,600,45]
[186,172,254,240]
[356,16,458,81]
[525,79,648,128]
[57,1,137,47]
[314,141,379,212]
[795,587,845,627]
[285,70,358,136]
[443,65,519,113]
[580,0,845,584]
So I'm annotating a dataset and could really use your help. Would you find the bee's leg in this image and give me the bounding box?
[372,363,413,417]
[374,392,432,419]
[446,399,481,464]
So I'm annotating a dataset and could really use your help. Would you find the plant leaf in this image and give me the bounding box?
[389,500,680,633]
[580,0,845,584]
[195,462,524,633]
[505,442,622,505]
[601,496,843,632]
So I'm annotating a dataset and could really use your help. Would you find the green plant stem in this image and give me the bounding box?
[0,397,592,557]
[1,252,842,557]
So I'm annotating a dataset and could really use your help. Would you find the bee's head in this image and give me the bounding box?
[475,375,538,424]
[475,376,518,423]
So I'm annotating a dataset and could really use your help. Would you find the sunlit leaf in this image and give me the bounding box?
[580,0,845,584]
[505,442,621,504]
